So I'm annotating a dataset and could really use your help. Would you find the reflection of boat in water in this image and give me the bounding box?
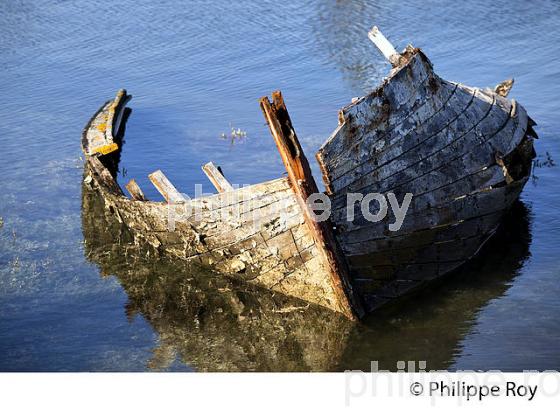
[82,177,532,371]
[81,27,537,319]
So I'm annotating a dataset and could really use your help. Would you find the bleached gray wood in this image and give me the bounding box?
[338,177,526,249]
[148,170,186,204]
[329,99,515,222]
[202,162,234,193]
[327,90,477,205]
[318,52,434,171]
[368,26,399,64]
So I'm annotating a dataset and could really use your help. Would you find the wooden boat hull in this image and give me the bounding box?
[317,38,536,311]
[81,28,537,318]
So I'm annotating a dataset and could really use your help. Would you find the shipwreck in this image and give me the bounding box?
[81,28,537,320]
[81,180,531,370]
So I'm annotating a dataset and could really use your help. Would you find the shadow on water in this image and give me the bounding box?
[81,144,532,371]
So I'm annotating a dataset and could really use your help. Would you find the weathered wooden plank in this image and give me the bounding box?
[327,82,473,197]
[125,179,147,201]
[108,89,131,139]
[329,90,505,213]
[329,85,479,196]
[260,91,363,319]
[83,90,131,156]
[83,101,112,156]
[169,177,290,216]
[197,201,303,250]
[339,177,526,247]
[182,199,305,258]
[503,101,528,155]
[318,52,435,172]
[319,79,457,193]
[330,109,514,223]
[148,170,186,203]
[368,26,399,65]
[179,215,310,269]
[128,185,302,255]
[344,209,505,256]
[330,95,522,220]
[247,239,315,286]
[202,162,234,193]
[160,208,305,267]
[348,230,495,277]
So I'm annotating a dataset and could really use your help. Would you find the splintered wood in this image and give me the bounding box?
[125,179,147,201]
[260,91,363,319]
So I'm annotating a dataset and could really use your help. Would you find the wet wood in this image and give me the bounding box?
[125,179,147,201]
[202,162,234,193]
[148,170,185,203]
[260,91,363,319]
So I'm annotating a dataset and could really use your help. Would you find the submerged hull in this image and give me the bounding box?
[82,91,356,317]
[317,38,536,310]
[81,28,536,319]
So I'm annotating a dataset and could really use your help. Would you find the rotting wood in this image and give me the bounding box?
[82,92,346,314]
[125,179,147,201]
[80,26,538,318]
[148,170,186,203]
[259,91,364,319]
[202,162,234,193]
[494,78,514,97]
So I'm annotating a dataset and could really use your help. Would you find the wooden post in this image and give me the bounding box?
[148,170,185,203]
[125,179,147,201]
[259,91,364,320]
[368,26,400,66]
[202,162,234,193]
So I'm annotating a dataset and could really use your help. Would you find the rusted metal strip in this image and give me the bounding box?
[259,90,364,320]
[202,162,234,193]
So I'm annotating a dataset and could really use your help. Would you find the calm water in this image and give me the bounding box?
[1,0,559,371]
